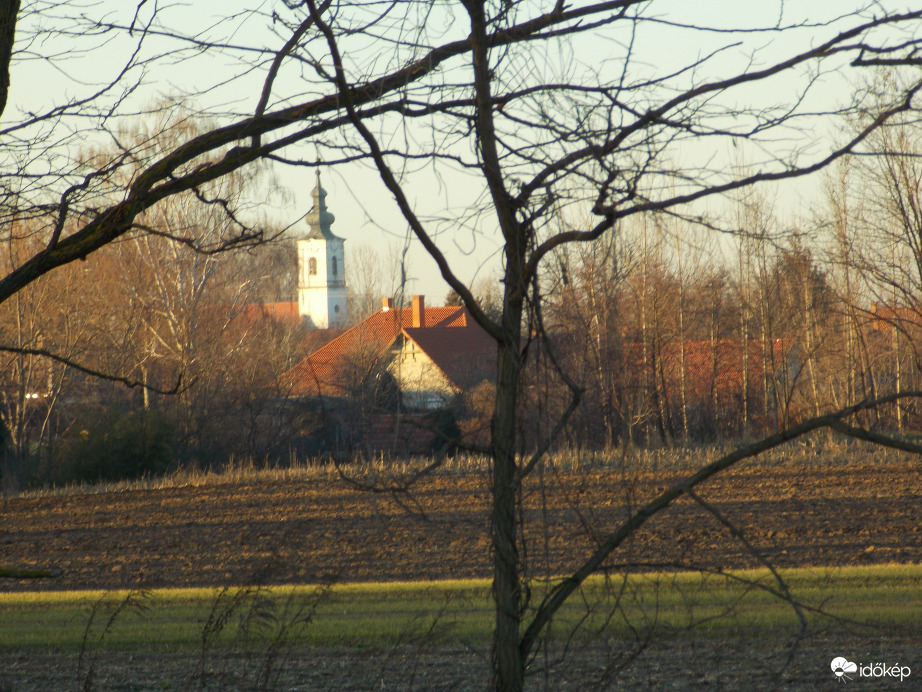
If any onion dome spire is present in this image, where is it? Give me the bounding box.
[306,169,339,239]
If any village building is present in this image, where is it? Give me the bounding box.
[297,170,348,328]
[280,294,495,410]
[249,173,497,457]
[255,170,497,410]
[273,294,495,457]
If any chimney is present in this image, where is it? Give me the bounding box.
[381,297,392,311]
[412,295,425,328]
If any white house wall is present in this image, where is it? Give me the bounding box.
[388,337,458,409]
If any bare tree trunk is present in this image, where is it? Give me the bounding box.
[460,3,527,688]
[492,338,523,690]
[756,244,778,432]
[142,366,150,411]
[0,0,20,119]
[710,305,719,431]
[803,273,822,418]
[739,241,751,437]
[893,276,903,431]
[640,221,652,445]
[676,234,689,440]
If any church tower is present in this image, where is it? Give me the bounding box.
[297,171,348,328]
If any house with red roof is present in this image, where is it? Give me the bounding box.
[868,303,922,335]
[657,338,799,406]
[262,171,497,408]
[234,300,302,326]
[280,294,496,410]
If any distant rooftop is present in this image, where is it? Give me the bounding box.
[279,296,495,398]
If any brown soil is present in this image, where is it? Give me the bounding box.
[2,460,920,592]
[3,635,919,691]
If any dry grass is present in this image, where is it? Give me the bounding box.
[5,435,916,500]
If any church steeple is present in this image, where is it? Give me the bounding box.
[306,170,340,240]
[297,169,348,328]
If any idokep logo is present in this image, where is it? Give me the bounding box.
[831,657,857,682]
[830,657,911,683]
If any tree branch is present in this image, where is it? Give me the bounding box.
[519,391,922,660]
[0,345,187,394]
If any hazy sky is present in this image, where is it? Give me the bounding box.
[11,1,918,300]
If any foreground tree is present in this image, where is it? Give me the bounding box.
[3,2,922,689]
[297,4,922,688]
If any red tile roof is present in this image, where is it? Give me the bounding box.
[236,301,301,326]
[868,304,922,333]
[403,325,496,391]
[279,305,492,398]
[654,338,797,402]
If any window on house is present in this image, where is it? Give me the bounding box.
[331,256,338,276]
[308,256,317,275]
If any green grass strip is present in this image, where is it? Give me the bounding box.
[1,564,919,651]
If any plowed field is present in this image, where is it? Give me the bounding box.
[2,460,920,592]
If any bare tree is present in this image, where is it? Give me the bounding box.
[347,241,411,323]
[857,81,922,320]
[2,3,922,690]
[295,4,922,688]
[547,230,632,447]
[827,75,922,428]
[0,228,70,477]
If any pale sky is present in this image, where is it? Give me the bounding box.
[10,1,919,301]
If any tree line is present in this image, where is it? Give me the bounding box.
[4,136,922,488]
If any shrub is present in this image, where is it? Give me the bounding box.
[55,408,176,484]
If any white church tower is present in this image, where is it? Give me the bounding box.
[297,170,348,328]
